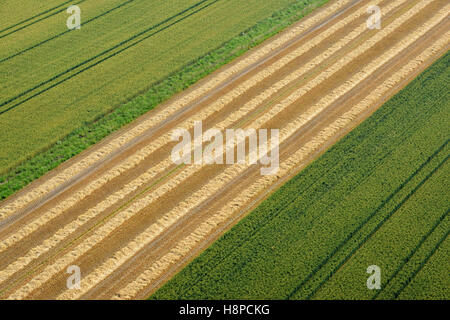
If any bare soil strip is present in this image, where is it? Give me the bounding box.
[0,0,448,300]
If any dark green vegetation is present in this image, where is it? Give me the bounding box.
[0,0,329,200]
[152,51,450,300]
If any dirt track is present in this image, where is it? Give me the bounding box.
[0,0,448,300]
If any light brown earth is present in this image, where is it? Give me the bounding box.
[0,0,448,300]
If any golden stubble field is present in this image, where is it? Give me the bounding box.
[0,0,449,299]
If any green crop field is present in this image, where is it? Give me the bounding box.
[151,51,450,300]
[0,0,329,200]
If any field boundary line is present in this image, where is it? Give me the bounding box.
[175,106,426,297]
[172,47,449,294]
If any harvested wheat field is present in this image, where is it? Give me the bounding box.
[0,0,449,300]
